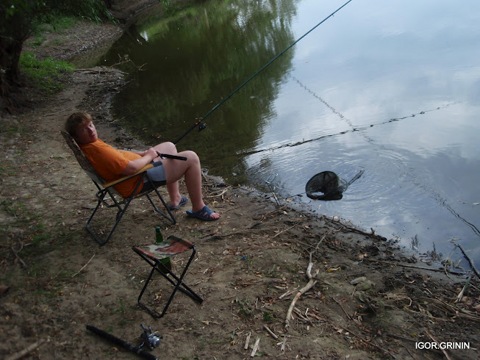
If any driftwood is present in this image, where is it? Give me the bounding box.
[285,235,325,328]
[285,262,318,328]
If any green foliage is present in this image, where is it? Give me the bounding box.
[1,0,113,109]
[29,16,77,47]
[31,224,50,246]
[42,0,114,23]
[1,199,26,217]
[2,0,111,33]
[38,15,77,32]
[20,52,74,93]
[263,311,274,322]
[235,298,255,320]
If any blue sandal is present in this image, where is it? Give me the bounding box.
[186,205,218,221]
[167,196,188,211]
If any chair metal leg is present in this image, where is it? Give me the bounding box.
[144,174,176,225]
[84,176,175,245]
[85,190,134,246]
[145,190,176,225]
[134,245,203,319]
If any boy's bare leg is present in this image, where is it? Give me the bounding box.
[153,142,219,219]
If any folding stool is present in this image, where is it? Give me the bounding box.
[132,235,203,318]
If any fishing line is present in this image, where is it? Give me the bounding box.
[237,102,458,156]
[253,78,479,240]
[291,75,375,144]
[291,75,356,130]
[174,0,355,144]
[414,179,480,238]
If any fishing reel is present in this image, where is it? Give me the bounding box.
[139,324,162,350]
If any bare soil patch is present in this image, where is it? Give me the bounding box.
[1,17,479,360]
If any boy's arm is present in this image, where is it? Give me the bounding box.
[121,148,158,175]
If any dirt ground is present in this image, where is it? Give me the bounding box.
[1,12,480,360]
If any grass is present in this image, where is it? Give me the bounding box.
[31,16,78,46]
[21,15,77,93]
[263,311,274,322]
[20,52,74,93]
[234,298,255,320]
[1,199,27,218]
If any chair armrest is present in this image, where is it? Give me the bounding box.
[102,164,153,189]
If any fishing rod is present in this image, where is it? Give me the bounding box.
[174,0,354,144]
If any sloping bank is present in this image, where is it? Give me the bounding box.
[1,3,479,360]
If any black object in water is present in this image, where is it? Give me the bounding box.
[305,169,364,201]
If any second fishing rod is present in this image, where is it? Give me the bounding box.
[174,0,354,145]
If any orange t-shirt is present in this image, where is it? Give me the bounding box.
[80,139,143,197]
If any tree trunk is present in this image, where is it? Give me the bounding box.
[0,7,32,112]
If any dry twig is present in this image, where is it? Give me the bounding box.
[244,332,251,350]
[426,330,452,360]
[250,337,260,357]
[335,324,395,358]
[455,275,471,303]
[331,296,352,320]
[365,258,464,275]
[11,243,27,268]
[72,254,95,278]
[273,224,296,238]
[278,336,288,352]
[263,325,278,339]
[454,243,480,280]
[6,339,45,360]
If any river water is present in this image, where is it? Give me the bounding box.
[99,0,480,269]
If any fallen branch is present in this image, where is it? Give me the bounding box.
[424,297,480,321]
[285,235,325,328]
[285,267,318,328]
[365,258,464,275]
[454,243,480,280]
[6,339,45,360]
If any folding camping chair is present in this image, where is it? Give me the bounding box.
[132,235,203,318]
[61,130,176,246]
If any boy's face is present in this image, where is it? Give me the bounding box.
[74,120,98,144]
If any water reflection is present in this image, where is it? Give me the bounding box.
[101,0,299,183]
[99,0,480,268]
